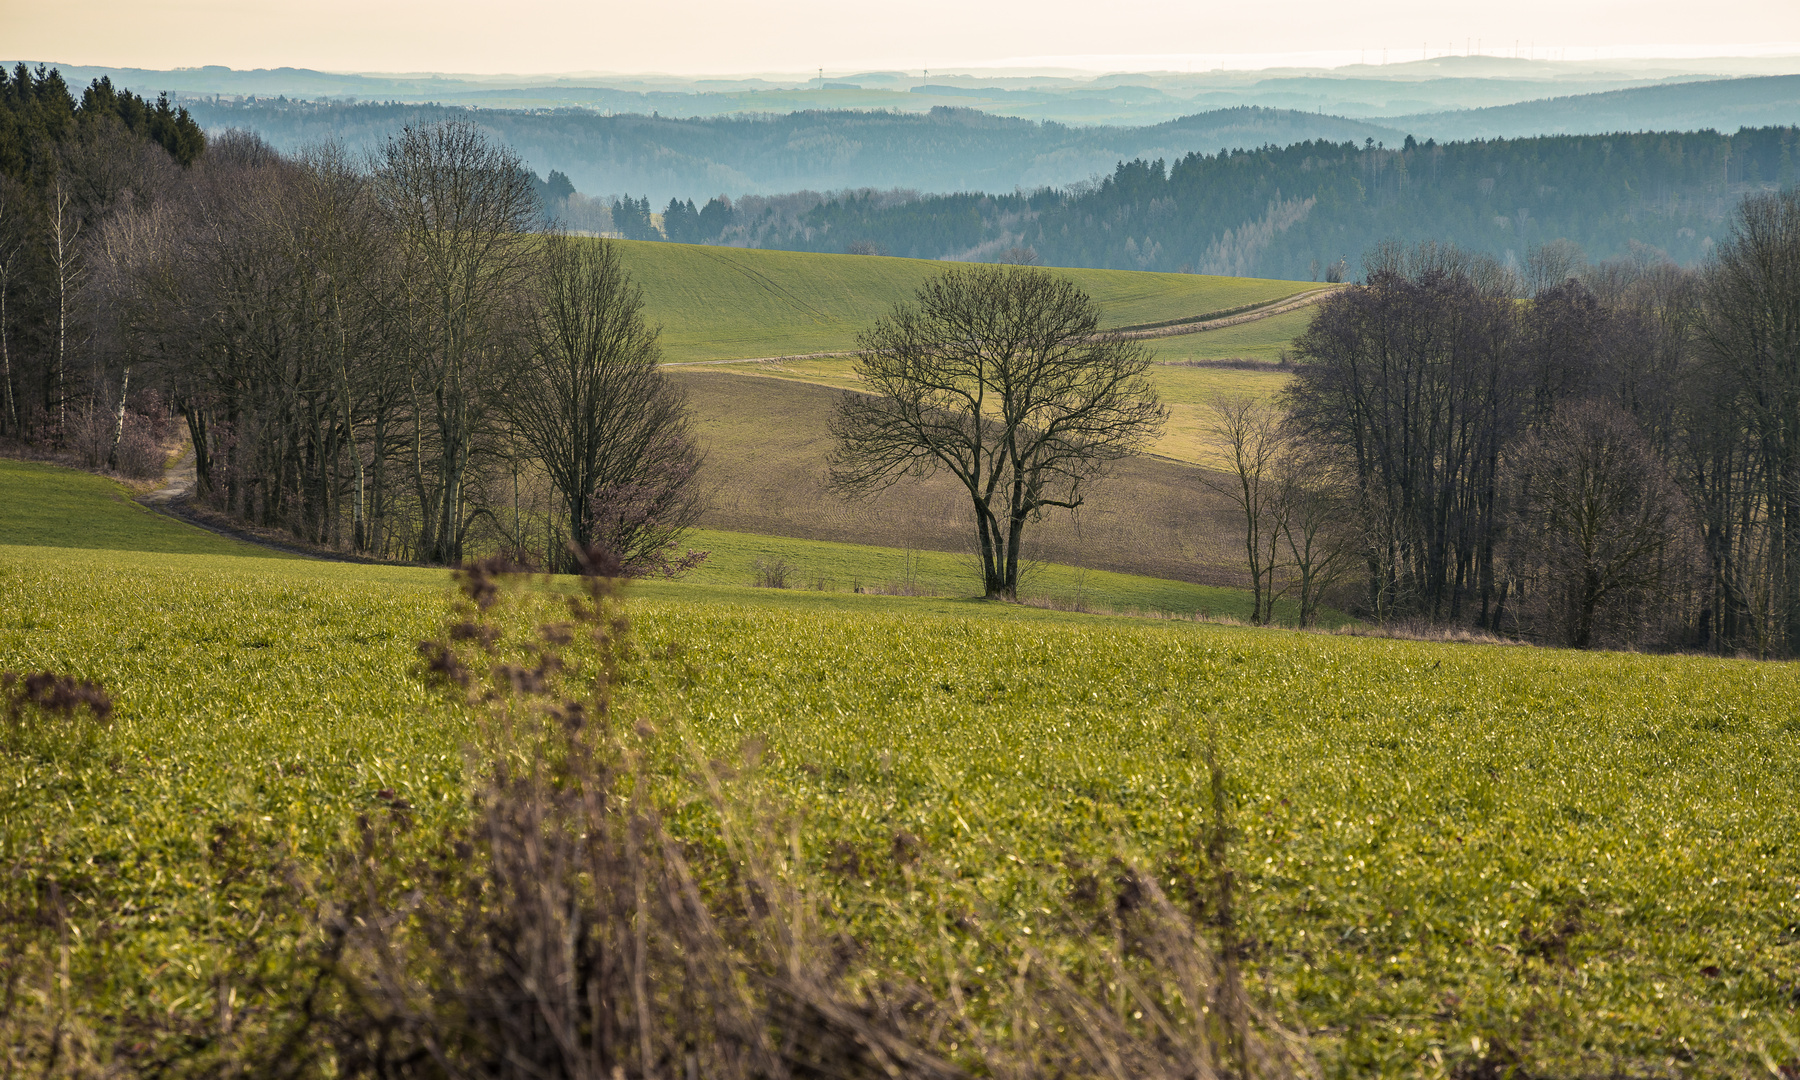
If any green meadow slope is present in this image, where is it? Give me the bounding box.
[4,458,1798,1076]
[616,240,1314,363]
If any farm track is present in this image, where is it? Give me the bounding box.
[659,286,1336,368]
[136,444,402,565]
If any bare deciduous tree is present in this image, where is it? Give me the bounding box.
[378,120,538,564]
[1503,401,1689,648]
[45,174,84,439]
[1696,187,1800,653]
[1203,395,1289,625]
[508,233,704,574]
[829,266,1165,600]
[1276,446,1360,628]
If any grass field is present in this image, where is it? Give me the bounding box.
[673,371,1253,585]
[1144,306,1317,364]
[689,353,1295,469]
[673,283,1315,469]
[0,458,289,557]
[5,457,1800,1076]
[679,528,1326,621]
[616,240,1314,363]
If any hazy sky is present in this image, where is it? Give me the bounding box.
[12,0,1800,75]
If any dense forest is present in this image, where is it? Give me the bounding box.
[692,126,1800,277]
[0,63,205,464]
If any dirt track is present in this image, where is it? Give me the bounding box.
[660,286,1337,368]
[135,443,399,565]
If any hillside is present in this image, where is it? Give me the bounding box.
[733,126,1799,276]
[1400,73,1800,141]
[625,244,1309,579]
[619,240,1315,363]
[672,370,1251,587]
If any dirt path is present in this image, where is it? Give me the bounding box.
[660,286,1338,368]
[1110,286,1335,341]
[135,442,402,565]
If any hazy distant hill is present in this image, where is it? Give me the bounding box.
[24,55,1800,128]
[1397,74,1800,140]
[182,99,1405,202]
[710,126,1800,277]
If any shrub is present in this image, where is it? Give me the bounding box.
[259,552,1313,1080]
[65,405,165,479]
[754,555,793,588]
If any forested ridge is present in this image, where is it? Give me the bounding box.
[179,95,1800,279]
[701,126,1800,277]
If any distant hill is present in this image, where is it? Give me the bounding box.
[709,126,1799,276]
[22,55,1800,127]
[182,99,1404,202]
[607,240,1310,363]
[1397,74,1800,140]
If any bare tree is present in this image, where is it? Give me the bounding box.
[1695,188,1800,654]
[378,121,538,565]
[829,266,1165,600]
[1503,401,1689,648]
[508,233,704,574]
[1276,446,1360,628]
[1203,395,1289,625]
[1525,238,1589,296]
[1286,245,1520,624]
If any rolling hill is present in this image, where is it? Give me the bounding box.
[618,240,1316,363]
[1398,73,1800,141]
[617,244,1319,586]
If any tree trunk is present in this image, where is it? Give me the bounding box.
[106,366,131,472]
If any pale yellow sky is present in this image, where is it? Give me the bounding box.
[11,0,1800,75]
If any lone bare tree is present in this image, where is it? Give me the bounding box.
[829,266,1165,600]
[507,233,704,574]
[1203,395,1290,625]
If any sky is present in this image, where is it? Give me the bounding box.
[11,0,1800,76]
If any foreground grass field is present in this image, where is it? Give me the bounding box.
[4,459,1799,1076]
[618,240,1313,363]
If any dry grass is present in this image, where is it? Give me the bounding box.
[675,370,1252,588]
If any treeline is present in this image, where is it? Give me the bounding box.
[693,127,1800,277]
[1215,198,1800,656]
[2,66,702,570]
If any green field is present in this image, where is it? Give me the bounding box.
[679,528,1326,621]
[1144,306,1317,364]
[5,456,1800,1076]
[0,458,290,557]
[617,240,1314,363]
